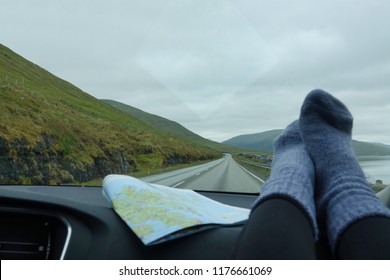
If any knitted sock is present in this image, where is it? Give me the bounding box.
[253,121,318,239]
[299,89,390,250]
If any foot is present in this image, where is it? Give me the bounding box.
[299,89,390,250]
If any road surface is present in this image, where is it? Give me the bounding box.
[142,155,264,193]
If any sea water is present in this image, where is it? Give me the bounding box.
[358,156,390,185]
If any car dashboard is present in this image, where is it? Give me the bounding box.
[0,185,257,260]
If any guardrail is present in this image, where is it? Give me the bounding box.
[377,185,390,208]
[239,160,271,170]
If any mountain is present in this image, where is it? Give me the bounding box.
[372,142,390,149]
[352,140,390,156]
[222,130,283,152]
[0,44,219,185]
[101,99,226,150]
[223,130,390,156]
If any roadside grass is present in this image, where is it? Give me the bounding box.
[234,154,271,182]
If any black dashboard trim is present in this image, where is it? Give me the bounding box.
[0,185,257,260]
[0,207,72,259]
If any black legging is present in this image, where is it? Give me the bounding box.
[233,198,316,259]
[337,216,390,259]
[233,198,390,259]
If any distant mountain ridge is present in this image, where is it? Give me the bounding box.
[222,130,282,153]
[223,130,390,156]
[101,99,228,151]
[352,140,390,156]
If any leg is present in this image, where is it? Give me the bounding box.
[337,216,390,259]
[234,198,316,259]
[300,89,390,256]
[234,121,317,259]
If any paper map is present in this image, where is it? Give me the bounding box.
[102,174,250,245]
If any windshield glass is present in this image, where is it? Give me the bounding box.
[1,0,390,192]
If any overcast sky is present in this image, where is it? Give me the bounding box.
[2,0,390,144]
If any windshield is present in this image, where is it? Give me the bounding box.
[1,0,390,192]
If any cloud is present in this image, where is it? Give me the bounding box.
[1,0,390,144]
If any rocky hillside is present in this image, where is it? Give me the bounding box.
[0,44,219,185]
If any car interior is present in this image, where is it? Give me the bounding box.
[1,183,389,260]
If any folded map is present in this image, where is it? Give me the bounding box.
[102,174,250,245]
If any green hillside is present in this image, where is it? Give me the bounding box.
[0,44,219,185]
[222,130,283,152]
[352,140,390,156]
[102,99,242,153]
[223,130,390,156]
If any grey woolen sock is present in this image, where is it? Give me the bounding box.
[253,121,318,239]
[299,89,390,250]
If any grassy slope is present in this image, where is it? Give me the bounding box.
[222,129,282,152]
[102,99,248,154]
[0,44,219,184]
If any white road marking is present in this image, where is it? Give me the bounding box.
[239,165,265,183]
[172,181,185,188]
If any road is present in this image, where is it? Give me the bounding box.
[141,155,264,193]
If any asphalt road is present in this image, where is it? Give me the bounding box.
[142,155,264,193]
